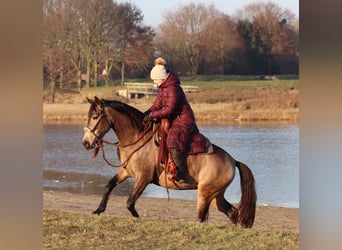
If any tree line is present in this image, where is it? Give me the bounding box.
[43,0,298,102]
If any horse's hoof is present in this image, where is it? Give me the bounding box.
[92,208,104,215]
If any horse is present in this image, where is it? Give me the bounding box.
[82,96,257,228]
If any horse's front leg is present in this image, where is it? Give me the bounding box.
[93,169,128,215]
[126,177,149,217]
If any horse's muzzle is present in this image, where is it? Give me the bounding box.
[82,139,96,150]
[82,127,98,150]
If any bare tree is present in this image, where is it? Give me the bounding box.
[111,2,155,85]
[43,0,155,92]
[74,0,105,87]
[43,0,69,102]
[201,14,246,74]
[157,3,221,76]
[55,0,84,90]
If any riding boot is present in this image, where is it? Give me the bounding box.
[170,148,187,182]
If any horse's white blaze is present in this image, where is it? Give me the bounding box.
[82,127,96,147]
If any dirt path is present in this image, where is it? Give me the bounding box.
[43,191,298,232]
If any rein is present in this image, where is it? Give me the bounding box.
[95,121,160,168]
[103,121,153,148]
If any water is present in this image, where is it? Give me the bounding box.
[43,122,299,208]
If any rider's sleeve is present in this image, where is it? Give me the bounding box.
[150,85,179,119]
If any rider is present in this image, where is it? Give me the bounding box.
[143,57,199,182]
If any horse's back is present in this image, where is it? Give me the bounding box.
[154,144,236,190]
[189,144,236,187]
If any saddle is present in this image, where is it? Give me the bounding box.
[155,119,213,180]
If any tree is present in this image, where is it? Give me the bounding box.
[43,0,154,91]
[111,2,155,85]
[201,14,247,74]
[156,3,221,76]
[57,0,83,90]
[74,0,113,87]
[236,1,298,74]
[43,0,69,102]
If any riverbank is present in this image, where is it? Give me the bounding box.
[43,79,299,123]
[43,190,299,232]
[43,102,299,124]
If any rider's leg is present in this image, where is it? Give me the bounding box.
[170,148,187,182]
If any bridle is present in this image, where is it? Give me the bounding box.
[84,109,111,141]
[85,106,160,168]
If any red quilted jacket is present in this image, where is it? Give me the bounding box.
[148,72,199,152]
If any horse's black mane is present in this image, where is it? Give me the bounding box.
[102,99,146,132]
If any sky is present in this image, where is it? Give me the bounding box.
[116,0,299,27]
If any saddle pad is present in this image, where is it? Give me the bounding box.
[187,133,213,155]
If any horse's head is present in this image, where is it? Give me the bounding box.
[82,96,111,150]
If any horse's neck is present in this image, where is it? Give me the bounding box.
[109,109,141,144]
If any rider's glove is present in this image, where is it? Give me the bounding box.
[143,113,152,123]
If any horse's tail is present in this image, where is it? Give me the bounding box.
[234,161,257,228]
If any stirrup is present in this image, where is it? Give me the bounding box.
[176,178,185,183]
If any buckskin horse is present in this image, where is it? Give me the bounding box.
[82,96,257,228]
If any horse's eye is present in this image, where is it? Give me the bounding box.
[92,116,99,120]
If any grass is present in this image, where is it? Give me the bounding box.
[44,209,299,249]
[129,74,299,82]
[194,79,298,91]
[44,76,298,103]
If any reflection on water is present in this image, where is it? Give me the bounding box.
[43,122,298,208]
[43,170,134,195]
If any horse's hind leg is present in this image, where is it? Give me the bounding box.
[214,192,238,225]
[93,169,128,215]
[197,197,211,222]
[126,177,149,218]
[197,187,215,222]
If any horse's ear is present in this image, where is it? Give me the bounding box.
[85,97,93,104]
[94,96,101,105]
